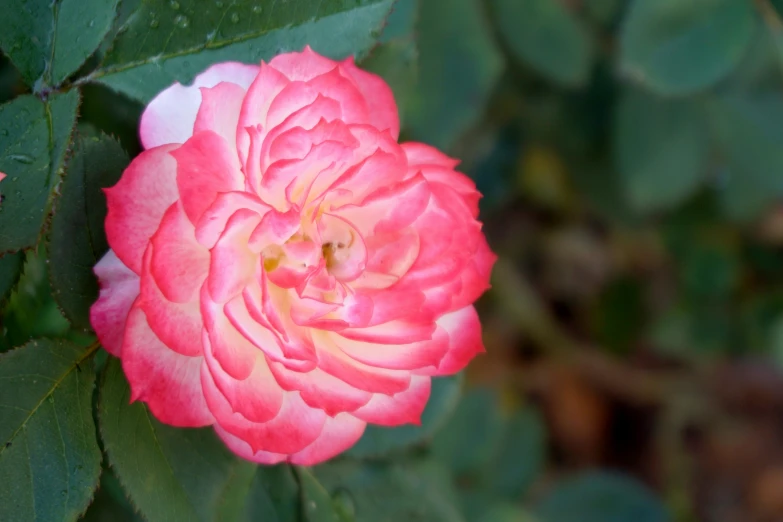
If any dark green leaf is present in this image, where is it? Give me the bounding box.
[0,339,101,522]
[476,504,537,522]
[0,252,23,305]
[536,471,669,522]
[431,387,504,474]
[346,374,462,458]
[406,0,504,150]
[380,0,417,43]
[49,133,129,330]
[492,0,594,87]
[91,0,395,102]
[619,0,756,95]
[99,357,245,522]
[0,90,80,253]
[705,93,783,221]
[314,459,465,522]
[0,0,120,87]
[614,87,708,213]
[213,464,300,522]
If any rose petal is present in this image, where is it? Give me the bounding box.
[193,82,247,146]
[90,250,139,356]
[141,62,258,149]
[351,375,431,426]
[340,56,400,139]
[121,307,213,427]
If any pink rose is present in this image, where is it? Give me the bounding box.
[91,47,495,465]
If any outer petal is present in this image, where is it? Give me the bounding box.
[269,46,339,81]
[287,413,365,465]
[421,306,485,376]
[140,62,259,149]
[193,82,247,147]
[268,362,372,416]
[121,307,213,427]
[104,145,180,274]
[172,131,245,225]
[351,375,431,426]
[90,250,139,356]
[340,56,400,138]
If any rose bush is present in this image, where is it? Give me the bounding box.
[90,47,495,465]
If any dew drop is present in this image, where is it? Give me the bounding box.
[230,12,240,23]
[9,154,33,164]
[149,18,159,28]
[11,177,18,182]
[252,5,262,14]
[169,0,180,9]
[215,0,224,7]
[174,14,190,28]
[88,19,95,28]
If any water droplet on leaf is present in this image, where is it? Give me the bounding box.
[149,18,159,28]
[332,488,356,520]
[174,14,190,28]
[252,5,262,13]
[9,154,33,164]
[215,0,224,6]
[230,12,240,23]
[169,0,180,9]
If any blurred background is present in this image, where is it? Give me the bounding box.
[5,0,783,521]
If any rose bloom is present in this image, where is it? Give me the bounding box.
[91,47,495,465]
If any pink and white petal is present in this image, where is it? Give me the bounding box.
[138,248,203,357]
[140,62,259,149]
[172,131,245,225]
[202,334,284,423]
[269,362,372,416]
[352,375,431,426]
[424,306,485,376]
[193,82,247,146]
[208,209,261,303]
[121,307,213,427]
[402,142,460,170]
[314,335,412,394]
[339,319,436,345]
[236,63,290,162]
[90,250,140,356]
[149,203,209,303]
[340,56,399,138]
[202,366,327,454]
[269,46,339,82]
[201,285,260,380]
[213,425,288,465]
[195,191,271,249]
[330,325,448,371]
[104,145,180,274]
[288,413,366,465]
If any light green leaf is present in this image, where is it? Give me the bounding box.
[214,464,301,522]
[0,0,120,87]
[99,357,245,522]
[48,133,129,331]
[536,471,669,522]
[705,93,783,221]
[492,0,594,87]
[0,339,101,522]
[614,87,709,213]
[619,0,756,96]
[406,0,504,150]
[314,459,465,522]
[90,0,395,102]
[0,90,80,253]
[346,374,462,458]
[296,468,341,522]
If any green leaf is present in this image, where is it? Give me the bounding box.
[705,93,783,221]
[213,464,301,522]
[619,0,756,96]
[0,90,80,253]
[99,357,246,522]
[0,252,24,305]
[614,87,708,213]
[0,339,101,522]
[477,504,538,522]
[90,0,395,102]
[346,374,462,458]
[536,471,669,522]
[296,468,341,522]
[48,133,129,331]
[431,387,504,474]
[406,0,504,150]
[491,0,593,87]
[380,0,417,43]
[1,250,71,351]
[314,459,465,522]
[0,0,120,87]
